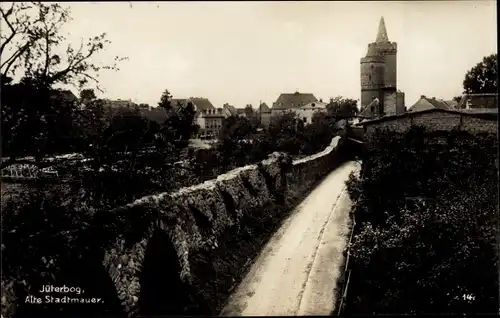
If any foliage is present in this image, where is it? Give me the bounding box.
[463,53,497,94]
[217,115,260,170]
[1,2,127,167]
[2,89,202,318]
[326,96,359,119]
[80,88,96,103]
[345,127,498,314]
[243,104,261,128]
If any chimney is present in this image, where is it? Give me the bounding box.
[421,95,426,99]
[319,98,323,103]
[330,97,334,103]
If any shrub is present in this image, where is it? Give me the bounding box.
[345,127,498,314]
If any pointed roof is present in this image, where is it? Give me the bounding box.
[259,102,271,113]
[376,16,389,42]
[272,92,318,109]
[408,96,450,113]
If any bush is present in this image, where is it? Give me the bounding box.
[345,127,498,314]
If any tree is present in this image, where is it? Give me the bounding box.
[1,2,127,168]
[217,115,256,170]
[80,88,96,103]
[267,112,303,155]
[300,111,336,155]
[243,104,261,127]
[463,53,497,94]
[155,89,198,151]
[327,96,359,119]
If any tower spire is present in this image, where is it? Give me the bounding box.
[376,16,389,42]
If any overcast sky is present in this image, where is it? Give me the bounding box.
[57,1,496,107]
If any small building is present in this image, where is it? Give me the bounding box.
[141,96,221,139]
[258,102,272,127]
[455,93,498,110]
[102,99,138,109]
[222,103,237,118]
[197,108,224,139]
[296,101,328,124]
[407,95,451,113]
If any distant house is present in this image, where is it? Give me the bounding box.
[407,95,451,113]
[196,108,224,139]
[236,108,247,117]
[102,99,138,109]
[141,107,169,124]
[455,93,498,110]
[296,101,328,124]
[258,102,272,127]
[171,98,189,109]
[187,97,223,139]
[271,91,318,117]
[140,97,223,139]
[222,103,238,118]
[50,89,79,107]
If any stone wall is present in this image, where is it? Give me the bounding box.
[1,136,356,318]
[363,110,497,139]
[102,136,350,317]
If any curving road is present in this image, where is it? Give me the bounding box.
[221,160,361,316]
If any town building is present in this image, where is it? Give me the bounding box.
[271,91,318,117]
[407,95,452,113]
[196,108,224,139]
[358,17,405,119]
[222,103,237,118]
[455,93,498,110]
[102,99,138,109]
[296,101,328,124]
[141,97,223,139]
[258,102,272,127]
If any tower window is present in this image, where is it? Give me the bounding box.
[369,75,372,81]
[371,65,374,69]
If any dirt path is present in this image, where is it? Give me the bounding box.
[221,160,361,316]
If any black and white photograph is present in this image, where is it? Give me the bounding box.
[1,1,498,317]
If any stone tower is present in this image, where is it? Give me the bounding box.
[360,17,404,117]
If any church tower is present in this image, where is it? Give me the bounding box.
[360,17,403,117]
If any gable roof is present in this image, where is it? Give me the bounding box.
[171,98,188,108]
[189,97,215,111]
[103,99,138,109]
[50,89,78,103]
[259,102,271,113]
[408,96,449,112]
[456,93,498,109]
[272,92,318,109]
[443,100,458,109]
[141,107,168,124]
[223,103,238,116]
[357,107,498,127]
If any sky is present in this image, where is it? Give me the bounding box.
[7,1,499,108]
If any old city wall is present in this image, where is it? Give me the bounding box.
[101,136,354,316]
[1,136,358,318]
[364,111,497,139]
